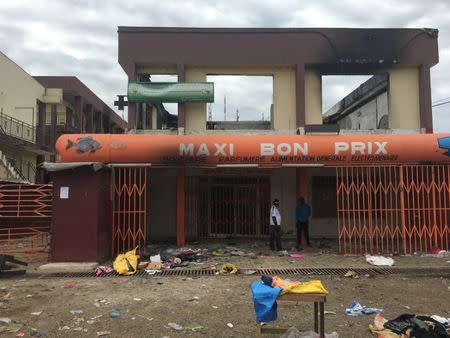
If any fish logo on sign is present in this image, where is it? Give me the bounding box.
[438,137,450,156]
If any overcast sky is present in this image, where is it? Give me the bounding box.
[0,0,449,130]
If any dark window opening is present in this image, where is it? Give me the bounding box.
[312,176,337,218]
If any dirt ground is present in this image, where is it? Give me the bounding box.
[1,240,450,338]
[0,274,449,338]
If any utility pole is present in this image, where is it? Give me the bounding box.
[208,103,212,122]
[224,95,227,121]
[236,109,239,122]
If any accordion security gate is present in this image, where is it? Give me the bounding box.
[111,167,148,256]
[336,165,450,255]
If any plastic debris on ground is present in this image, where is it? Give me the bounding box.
[70,310,83,315]
[365,254,394,266]
[345,300,384,316]
[110,310,121,318]
[31,311,42,316]
[168,322,183,330]
[96,331,111,337]
[63,283,75,289]
[113,248,138,276]
[219,263,238,275]
[150,254,161,263]
[95,266,113,276]
[343,270,359,278]
[190,325,204,332]
[0,318,11,324]
[227,323,234,328]
[289,254,305,259]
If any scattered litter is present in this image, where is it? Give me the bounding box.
[324,311,336,315]
[212,305,219,309]
[133,298,141,302]
[97,331,111,337]
[345,301,384,316]
[227,323,234,328]
[343,270,358,278]
[137,315,153,322]
[150,254,161,263]
[191,325,204,332]
[59,326,70,331]
[26,294,33,298]
[145,269,159,275]
[278,250,289,256]
[63,283,75,289]
[73,327,83,332]
[30,328,45,337]
[219,263,238,275]
[114,248,138,276]
[95,266,113,276]
[110,310,121,318]
[15,332,24,337]
[31,311,43,316]
[0,318,11,324]
[87,320,95,325]
[243,270,257,275]
[289,253,305,259]
[404,305,410,309]
[94,302,100,307]
[70,310,83,315]
[189,296,200,301]
[173,257,182,264]
[365,254,394,266]
[138,261,149,269]
[146,262,162,270]
[168,322,183,330]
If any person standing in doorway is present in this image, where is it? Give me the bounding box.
[296,197,311,250]
[270,199,282,251]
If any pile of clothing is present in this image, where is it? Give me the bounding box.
[370,313,450,338]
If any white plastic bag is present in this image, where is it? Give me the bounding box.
[365,254,394,266]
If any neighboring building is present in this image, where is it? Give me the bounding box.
[49,28,450,262]
[0,51,127,183]
[323,74,389,130]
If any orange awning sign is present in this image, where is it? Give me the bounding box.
[56,134,450,166]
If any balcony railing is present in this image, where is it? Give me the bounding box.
[0,112,35,143]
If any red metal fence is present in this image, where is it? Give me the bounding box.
[111,167,148,256]
[0,183,52,261]
[336,165,450,255]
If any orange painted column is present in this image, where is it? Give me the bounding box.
[176,168,185,246]
[296,168,309,247]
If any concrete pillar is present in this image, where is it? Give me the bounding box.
[185,68,207,132]
[295,64,306,129]
[50,104,57,161]
[85,104,94,133]
[74,96,83,131]
[419,65,433,133]
[305,69,323,125]
[152,106,157,130]
[388,67,420,130]
[176,168,185,246]
[127,65,137,130]
[38,101,46,147]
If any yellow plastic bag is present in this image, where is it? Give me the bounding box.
[113,248,138,276]
[280,280,328,295]
[219,263,238,275]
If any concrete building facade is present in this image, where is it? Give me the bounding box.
[49,27,449,261]
[0,51,127,183]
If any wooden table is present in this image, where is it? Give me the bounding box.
[256,293,326,337]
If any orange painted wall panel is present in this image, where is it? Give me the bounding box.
[56,133,450,166]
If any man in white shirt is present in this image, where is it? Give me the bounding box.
[269,198,283,251]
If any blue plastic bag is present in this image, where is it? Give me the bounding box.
[251,281,282,323]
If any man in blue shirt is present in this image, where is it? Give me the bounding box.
[295,197,311,250]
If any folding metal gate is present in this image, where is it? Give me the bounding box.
[111,167,148,256]
[186,176,270,239]
[336,165,450,255]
